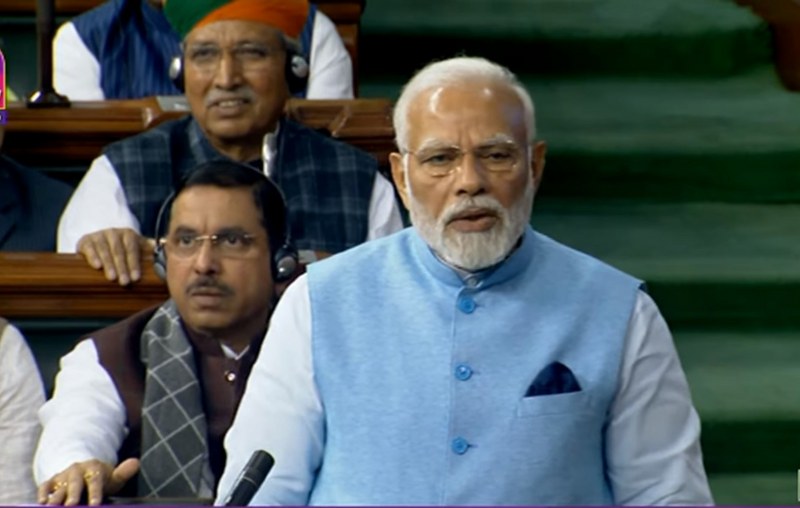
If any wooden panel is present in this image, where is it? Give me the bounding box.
[735,0,800,21]
[285,98,395,165]
[3,97,396,167]
[772,26,800,92]
[0,0,99,16]
[3,98,170,166]
[736,0,800,91]
[0,252,168,319]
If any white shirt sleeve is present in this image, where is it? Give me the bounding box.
[366,173,404,241]
[57,155,140,253]
[34,339,128,484]
[53,21,106,101]
[216,276,323,506]
[305,11,354,99]
[606,291,713,505]
[0,324,46,504]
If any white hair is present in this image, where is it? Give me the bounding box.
[393,56,536,153]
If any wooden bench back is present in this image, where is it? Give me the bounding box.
[4,97,396,173]
[0,252,167,319]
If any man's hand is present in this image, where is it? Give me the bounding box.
[77,228,155,285]
[37,458,140,506]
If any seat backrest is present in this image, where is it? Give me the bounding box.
[3,97,394,185]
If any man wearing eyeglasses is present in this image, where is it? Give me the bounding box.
[218,57,713,505]
[35,161,289,506]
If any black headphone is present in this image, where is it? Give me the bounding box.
[168,45,310,95]
[153,163,298,283]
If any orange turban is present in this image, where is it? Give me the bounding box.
[164,0,309,39]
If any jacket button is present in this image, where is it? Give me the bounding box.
[455,364,473,381]
[452,437,470,455]
[457,296,476,314]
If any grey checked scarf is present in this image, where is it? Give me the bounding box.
[137,301,215,499]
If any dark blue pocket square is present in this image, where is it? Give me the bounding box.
[525,361,581,397]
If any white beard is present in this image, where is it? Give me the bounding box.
[406,171,535,271]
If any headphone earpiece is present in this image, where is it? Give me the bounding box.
[169,55,184,93]
[272,242,299,283]
[152,189,177,281]
[154,243,167,280]
[290,54,309,80]
[285,50,309,95]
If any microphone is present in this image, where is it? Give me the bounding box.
[222,450,275,506]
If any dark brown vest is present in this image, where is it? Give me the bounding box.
[90,303,264,496]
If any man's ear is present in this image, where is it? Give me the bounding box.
[390,152,411,211]
[530,140,547,191]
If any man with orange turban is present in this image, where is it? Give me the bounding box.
[57,0,402,287]
[53,0,354,100]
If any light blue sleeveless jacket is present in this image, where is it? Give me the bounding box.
[306,227,641,505]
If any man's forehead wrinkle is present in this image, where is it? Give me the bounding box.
[414,134,517,154]
[480,134,517,147]
[415,138,459,153]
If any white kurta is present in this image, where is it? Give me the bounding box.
[0,323,45,504]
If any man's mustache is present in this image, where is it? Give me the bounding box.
[204,86,257,108]
[441,196,505,226]
[186,277,234,296]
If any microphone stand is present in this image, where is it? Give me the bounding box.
[27,0,70,107]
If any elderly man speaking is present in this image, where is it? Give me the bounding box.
[218,56,714,505]
[58,0,401,285]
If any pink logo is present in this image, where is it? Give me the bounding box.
[0,49,6,124]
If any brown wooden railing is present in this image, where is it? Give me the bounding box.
[3,97,396,168]
[0,0,96,15]
[0,252,168,319]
